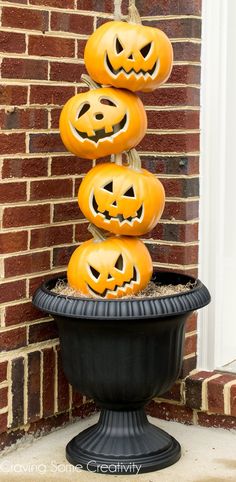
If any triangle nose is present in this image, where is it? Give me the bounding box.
[111,200,117,207]
[128,53,134,60]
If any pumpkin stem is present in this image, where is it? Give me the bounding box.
[114,153,123,165]
[81,74,100,90]
[126,149,142,171]
[88,223,106,242]
[128,1,142,24]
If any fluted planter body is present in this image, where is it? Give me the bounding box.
[33,271,210,474]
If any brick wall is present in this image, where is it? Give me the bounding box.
[1,0,226,451]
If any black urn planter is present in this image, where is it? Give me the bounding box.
[33,271,210,474]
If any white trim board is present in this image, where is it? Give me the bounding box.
[198,0,236,371]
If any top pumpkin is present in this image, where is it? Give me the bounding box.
[84,21,173,92]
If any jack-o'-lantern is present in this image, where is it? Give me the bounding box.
[78,149,165,236]
[59,75,147,159]
[84,6,173,92]
[67,224,152,299]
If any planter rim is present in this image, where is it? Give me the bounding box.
[32,270,211,320]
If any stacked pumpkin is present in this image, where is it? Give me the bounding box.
[59,4,173,299]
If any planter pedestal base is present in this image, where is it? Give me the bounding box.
[66,408,181,474]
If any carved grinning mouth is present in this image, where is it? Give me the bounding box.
[70,113,127,144]
[105,53,159,79]
[91,192,144,226]
[87,266,139,298]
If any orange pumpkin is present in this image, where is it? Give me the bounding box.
[78,150,165,236]
[67,224,152,299]
[59,79,147,160]
[84,16,173,92]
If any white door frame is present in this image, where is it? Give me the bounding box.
[198,0,236,370]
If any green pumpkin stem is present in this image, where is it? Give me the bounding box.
[88,223,106,242]
[128,1,142,24]
[126,149,142,171]
[81,74,100,90]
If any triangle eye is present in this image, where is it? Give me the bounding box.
[115,36,124,54]
[89,265,100,279]
[115,254,124,271]
[77,103,90,118]
[102,181,113,193]
[123,186,135,198]
[140,42,152,58]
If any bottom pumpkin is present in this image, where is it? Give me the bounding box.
[67,224,152,299]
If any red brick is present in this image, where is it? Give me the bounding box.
[72,400,97,419]
[0,182,27,203]
[2,157,48,179]
[51,155,92,175]
[0,362,8,384]
[2,58,48,81]
[0,31,26,53]
[141,156,199,176]
[163,178,199,198]
[0,428,26,452]
[53,245,76,268]
[185,312,198,333]
[2,7,48,31]
[131,0,201,16]
[0,388,8,410]
[78,0,113,12]
[147,110,199,130]
[180,355,197,378]
[0,414,8,435]
[5,302,43,327]
[30,0,74,7]
[74,178,83,196]
[50,61,85,83]
[185,371,214,409]
[144,18,201,39]
[163,200,199,221]
[11,357,24,428]
[51,11,93,35]
[29,272,66,297]
[0,280,26,304]
[75,222,91,242]
[29,133,64,153]
[147,244,198,265]
[169,65,201,84]
[28,351,41,422]
[0,133,25,155]
[0,85,28,106]
[5,251,51,278]
[147,222,199,244]
[184,334,197,356]
[29,35,75,58]
[31,225,73,249]
[0,108,47,131]
[139,87,200,107]
[57,348,70,412]
[146,400,193,425]
[77,39,87,58]
[72,388,83,406]
[208,375,236,415]
[28,320,58,344]
[230,384,236,417]
[30,85,74,106]
[173,42,201,62]
[197,412,236,430]
[139,133,199,153]
[53,201,82,222]
[28,412,69,438]
[3,204,50,228]
[0,231,28,254]
[160,382,181,402]
[0,327,26,351]
[30,178,73,201]
[43,348,55,417]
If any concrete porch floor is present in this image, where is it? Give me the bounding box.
[0,414,235,482]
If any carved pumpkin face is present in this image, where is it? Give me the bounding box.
[59,87,147,159]
[78,162,165,236]
[84,21,173,92]
[67,235,152,299]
